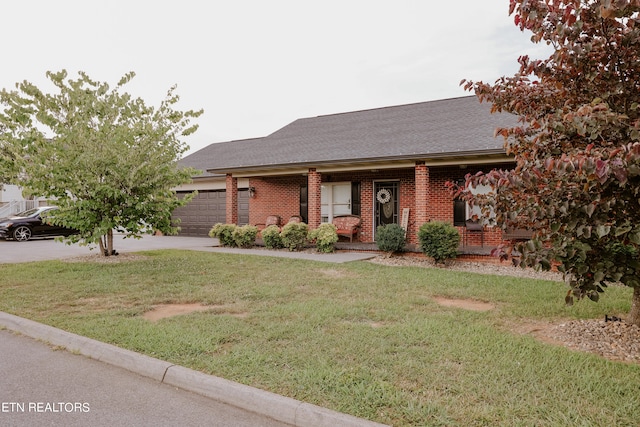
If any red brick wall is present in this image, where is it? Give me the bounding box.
[225,174,238,224]
[308,169,322,228]
[360,180,374,242]
[245,162,513,246]
[427,164,509,247]
[414,163,429,229]
[248,176,306,225]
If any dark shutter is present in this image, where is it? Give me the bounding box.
[300,184,308,223]
[453,178,466,226]
[351,182,361,216]
[453,200,466,226]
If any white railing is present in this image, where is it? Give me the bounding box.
[0,200,40,218]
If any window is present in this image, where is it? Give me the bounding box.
[468,183,494,222]
[453,179,494,225]
[321,182,351,223]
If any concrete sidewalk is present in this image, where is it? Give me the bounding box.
[0,234,377,264]
[0,235,218,264]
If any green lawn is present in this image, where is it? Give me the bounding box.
[1,250,638,426]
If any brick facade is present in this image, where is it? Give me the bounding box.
[227,162,512,246]
[247,175,306,225]
[414,162,429,229]
[307,169,322,229]
[360,180,374,242]
[225,174,238,225]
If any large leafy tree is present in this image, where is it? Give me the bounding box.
[0,110,25,187]
[0,70,201,255]
[460,0,640,325]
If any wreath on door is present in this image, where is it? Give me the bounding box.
[376,188,391,204]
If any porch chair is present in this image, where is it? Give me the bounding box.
[332,215,361,243]
[255,215,282,231]
[463,219,484,247]
[502,227,533,242]
[286,215,303,224]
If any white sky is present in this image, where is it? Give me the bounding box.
[2,1,552,156]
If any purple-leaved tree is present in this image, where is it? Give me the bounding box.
[459,0,640,325]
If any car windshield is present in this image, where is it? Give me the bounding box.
[15,207,53,218]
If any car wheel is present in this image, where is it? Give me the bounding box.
[13,226,32,241]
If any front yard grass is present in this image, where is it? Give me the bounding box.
[1,250,638,426]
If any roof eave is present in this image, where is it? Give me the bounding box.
[205,149,512,176]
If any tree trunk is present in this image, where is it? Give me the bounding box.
[629,286,640,327]
[107,229,114,256]
[99,230,115,256]
[99,236,106,257]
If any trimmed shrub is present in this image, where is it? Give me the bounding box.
[280,222,309,252]
[376,223,407,254]
[309,223,338,253]
[209,223,237,247]
[417,221,460,264]
[261,225,284,249]
[232,224,258,248]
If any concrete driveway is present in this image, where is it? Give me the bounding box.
[0,234,217,264]
[0,234,377,264]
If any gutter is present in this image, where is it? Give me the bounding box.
[205,149,511,175]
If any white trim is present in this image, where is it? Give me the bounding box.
[320,182,351,223]
[174,177,249,192]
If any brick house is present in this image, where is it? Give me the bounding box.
[175,96,518,247]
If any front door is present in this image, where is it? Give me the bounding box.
[374,181,399,238]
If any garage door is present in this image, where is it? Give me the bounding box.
[173,190,249,236]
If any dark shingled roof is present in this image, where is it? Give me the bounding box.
[181,96,517,175]
[180,137,265,178]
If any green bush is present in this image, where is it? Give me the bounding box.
[376,223,407,254]
[417,221,460,264]
[280,222,309,252]
[309,223,338,253]
[261,225,283,249]
[232,224,258,248]
[209,223,237,247]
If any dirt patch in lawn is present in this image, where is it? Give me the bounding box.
[143,303,248,322]
[433,297,495,312]
[143,304,212,322]
[64,253,148,263]
[317,268,356,279]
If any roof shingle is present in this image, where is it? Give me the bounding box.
[181,96,517,175]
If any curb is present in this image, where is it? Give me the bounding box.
[0,311,388,427]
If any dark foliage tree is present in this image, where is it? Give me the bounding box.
[459,0,640,325]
